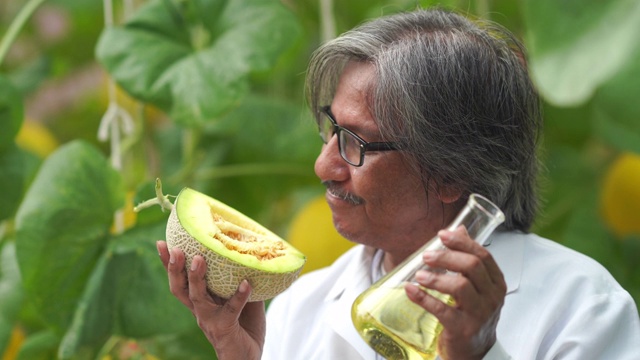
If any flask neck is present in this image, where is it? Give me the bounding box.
[446,194,505,246]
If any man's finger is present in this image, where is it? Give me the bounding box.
[439,228,506,290]
[422,249,494,295]
[167,247,194,310]
[157,240,170,271]
[187,255,212,307]
[414,269,479,306]
[405,282,460,326]
[222,280,253,322]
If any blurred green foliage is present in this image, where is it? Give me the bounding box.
[0,0,639,359]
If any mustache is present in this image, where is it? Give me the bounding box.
[322,181,364,205]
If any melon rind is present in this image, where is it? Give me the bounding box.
[165,188,305,302]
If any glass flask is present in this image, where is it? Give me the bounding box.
[351,194,505,359]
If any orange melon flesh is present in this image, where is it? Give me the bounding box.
[165,187,306,301]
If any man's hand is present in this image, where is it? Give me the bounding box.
[404,227,506,359]
[157,241,265,360]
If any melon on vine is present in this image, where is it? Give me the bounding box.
[137,180,306,302]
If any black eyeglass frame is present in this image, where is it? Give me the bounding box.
[317,105,401,167]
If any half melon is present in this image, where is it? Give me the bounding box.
[166,187,306,302]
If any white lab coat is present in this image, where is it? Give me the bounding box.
[264,231,640,359]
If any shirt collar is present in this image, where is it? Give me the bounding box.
[487,231,524,294]
[324,245,375,302]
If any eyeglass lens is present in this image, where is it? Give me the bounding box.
[318,112,334,143]
[318,111,363,166]
[339,130,362,165]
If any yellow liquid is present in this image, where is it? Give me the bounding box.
[352,285,452,360]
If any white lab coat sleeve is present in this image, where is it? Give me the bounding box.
[483,290,640,360]
[483,340,512,359]
[543,290,640,359]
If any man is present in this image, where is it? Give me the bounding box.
[156,8,640,359]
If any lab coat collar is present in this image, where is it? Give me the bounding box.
[323,245,377,359]
[324,245,375,302]
[324,232,524,300]
[487,231,524,294]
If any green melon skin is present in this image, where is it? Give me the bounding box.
[165,187,306,302]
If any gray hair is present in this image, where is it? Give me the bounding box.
[306,8,542,231]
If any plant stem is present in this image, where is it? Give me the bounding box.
[133,178,174,212]
[0,220,13,246]
[319,0,336,42]
[476,0,491,19]
[94,335,120,360]
[178,127,203,185]
[0,0,47,66]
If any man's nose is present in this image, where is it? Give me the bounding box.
[314,135,348,182]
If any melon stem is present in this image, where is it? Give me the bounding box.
[133,178,174,213]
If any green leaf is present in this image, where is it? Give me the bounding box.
[620,236,640,308]
[592,45,640,153]
[0,144,39,221]
[533,146,597,238]
[561,192,629,289]
[198,96,319,221]
[14,140,123,331]
[57,253,112,360]
[593,108,640,154]
[524,0,640,106]
[95,0,301,126]
[148,329,218,360]
[16,330,59,360]
[0,242,23,355]
[61,223,185,356]
[0,75,23,152]
[107,224,194,338]
[540,101,593,149]
[206,96,318,164]
[58,223,194,359]
[6,56,51,95]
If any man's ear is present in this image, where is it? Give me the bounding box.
[423,173,463,204]
[436,185,463,204]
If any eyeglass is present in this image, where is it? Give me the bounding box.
[317,106,401,167]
